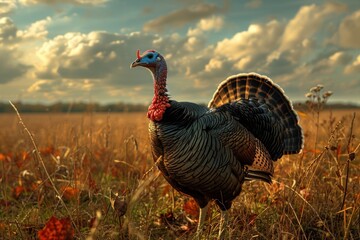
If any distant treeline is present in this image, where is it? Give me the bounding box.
[0,101,358,113]
[0,101,148,113]
[294,102,360,111]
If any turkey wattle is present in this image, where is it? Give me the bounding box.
[131,49,303,238]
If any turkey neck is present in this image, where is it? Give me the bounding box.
[147,61,170,122]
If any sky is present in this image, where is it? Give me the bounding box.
[0,0,360,105]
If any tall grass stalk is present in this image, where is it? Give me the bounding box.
[342,112,356,240]
[9,100,80,236]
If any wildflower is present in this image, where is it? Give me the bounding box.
[309,84,324,93]
[316,84,324,91]
[305,92,313,98]
[322,91,333,99]
[309,86,318,93]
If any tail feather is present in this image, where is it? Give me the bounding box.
[245,169,272,184]
[208,72,303,155]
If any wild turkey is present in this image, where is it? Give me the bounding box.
[131,49,303,238]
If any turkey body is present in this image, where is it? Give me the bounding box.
[131,50,303,237]
[150,101,242,210]
[149,98,279,210]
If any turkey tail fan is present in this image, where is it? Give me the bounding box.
[208,73,303,155]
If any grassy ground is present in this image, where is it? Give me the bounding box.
[0,107,359,239]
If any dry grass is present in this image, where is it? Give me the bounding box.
[0,107,359,239]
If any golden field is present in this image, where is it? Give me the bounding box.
[0,108,359,239]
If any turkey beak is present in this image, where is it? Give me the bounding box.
[130,58,142,68]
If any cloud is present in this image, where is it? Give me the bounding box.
[181,2,359,101]
[19,0,107,6]
[338,10,360,48]
[264,52,295,77]
[0,47,30,84]
[0,16,51,44]
[35,31,125,80]
[245,0,262,9]
[184,16,224,51]
[196,15,224,32]
[328,51,353,66]
[27,79,97,100]
[27,31,168,102]
[27,24,225,103]
[280,2,346,52]
[214,20,283,66]
[27,80,51,92]
[0,17,18,43]
[33,31,189,85]
[143,3,223,32]
[345,55,360,74]
[18,17,51,40]
[205,58,223,72]
[307,51,352,75]
[0,0,16,16]
[0,17,34,84]
[187,15,224,36]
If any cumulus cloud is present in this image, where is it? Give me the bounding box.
[214,20,283,67]
[187,15,224,36]
[338,10,360,48]
[143,3,223,32]
[184,16,224,51]
[182,2,358,99]
[328,51,353,66]
[19,0,107,6]
[307,51,352,75]
[0,17,17,43]
[26,31,168,102]
[345,55,360,74]
[0,16,51,44]
[0,0,16,16]
[280,2,346,52]
[35,31,123,80]
[0,17,36,84]
[196,15,224,32]
[0,47,30,84]
[0,16,54,85]
[28,25,222,102]
[18,17,51,40]
[205,58,223,72]
[33,31,171,83]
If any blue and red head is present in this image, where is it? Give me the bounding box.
[131,49,163,69]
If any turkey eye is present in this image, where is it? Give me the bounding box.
[148,54,154,59]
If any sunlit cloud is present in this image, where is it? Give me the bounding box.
[143,3,223,32]
[0,17,17,43]
[18,17,52,40]
[0,47,30,84]
[279,2,346,52]
[345,55,360,74]
[0,0,16,16]
[338,9,360,48]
